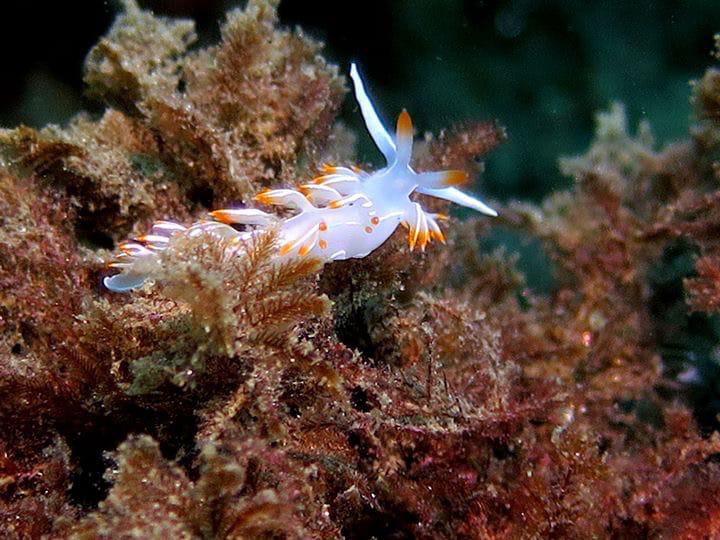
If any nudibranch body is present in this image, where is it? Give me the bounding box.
[104,63,497,292]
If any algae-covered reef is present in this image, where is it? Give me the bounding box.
[2,1,720,537]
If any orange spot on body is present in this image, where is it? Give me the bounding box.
[319,222,328,231]
[329,200,342,209]
[365,226,373,234]
[279,242,293,256]
[321,163,337,173]
[319,239,328,249]
[299,245,311,257]
[370,216,380,225]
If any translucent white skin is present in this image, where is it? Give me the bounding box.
[278,167,434,261]
[347,64,498,217]
[103,63,496,292]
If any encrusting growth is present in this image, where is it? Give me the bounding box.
[3,0,720,537]
[103,63,497,292]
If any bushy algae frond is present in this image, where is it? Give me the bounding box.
[2,1,720,538]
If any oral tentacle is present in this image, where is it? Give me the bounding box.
[349,62,396,163]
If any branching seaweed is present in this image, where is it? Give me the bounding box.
[1,2,720,538]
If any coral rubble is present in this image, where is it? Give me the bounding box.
[2,1,720,537]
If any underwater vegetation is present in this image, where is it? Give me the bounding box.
[2,0,720,537]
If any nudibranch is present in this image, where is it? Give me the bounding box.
[104,63,497,292]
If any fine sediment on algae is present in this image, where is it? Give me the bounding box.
[2,1,720,537]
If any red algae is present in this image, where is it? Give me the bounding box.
[2,1,720,538]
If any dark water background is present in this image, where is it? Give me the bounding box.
[2,0,719,202]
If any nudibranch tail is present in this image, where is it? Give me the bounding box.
[104,63,498,293]
[103,272,151,293]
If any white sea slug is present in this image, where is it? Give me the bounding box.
[104,64,498,292]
